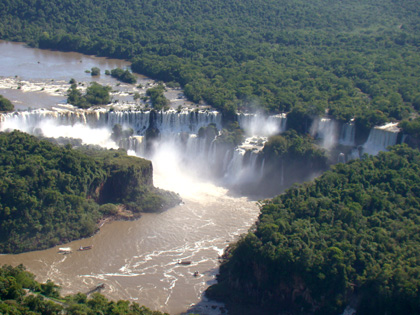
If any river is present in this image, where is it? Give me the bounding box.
[0,40,188,111]
[0,41,261,314]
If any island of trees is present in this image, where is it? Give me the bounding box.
[146,84,170,111]
[109,68,137,84]
[0,131,180,254]
[67,80,112,109]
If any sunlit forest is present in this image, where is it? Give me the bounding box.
[209,145,420,314]
[1,0,419,125]
[1,0,420,314]
[0,131,179,253]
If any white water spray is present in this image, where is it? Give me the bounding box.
[339,121,356,146]
[0,108,272,191]
[363,122,400,156]
[310,117,338,150]
[0,113,118,148]
[237,112,286,137]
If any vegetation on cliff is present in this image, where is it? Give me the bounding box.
[0,131,180,254]
[261,130,328,193]
[83,148,179,213]
[0,95,14,112]
[0,0,419,122]
[399,117,420,150]
[0,264,168,315]
[207,145,420,314]
[214,122,245,148]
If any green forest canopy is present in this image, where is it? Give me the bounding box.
[0,131,178,254]
[0,95,14,112]
[0,0,419,123]
[208,145,420,314]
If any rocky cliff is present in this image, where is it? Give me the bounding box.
[84,149,181,214]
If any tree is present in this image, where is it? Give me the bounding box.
[85,82,111,105]
[209,145,420,315]
[110,68,137,84]
[146,84,169,111]
[0,95,14,112]
[67,81,111,108]
[91,67,100,76]
[67,83,86,108]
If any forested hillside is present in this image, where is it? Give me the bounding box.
[0,264,167,315]
[1,0,419,124]
[207,145,420,314]
[0,131,179,254]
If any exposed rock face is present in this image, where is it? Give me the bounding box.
[96,153,180,213]
[99,156,153,202]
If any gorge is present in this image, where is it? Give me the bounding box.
[0,41,409,314]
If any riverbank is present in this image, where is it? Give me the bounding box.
[0,131,181,254]
[0,264,168,315]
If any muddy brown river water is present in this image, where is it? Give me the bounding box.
[0,41,261,314]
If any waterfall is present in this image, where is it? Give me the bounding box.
[280,160,284,186]
[154,109,222,135]
[1,107,402,191]
[224,148,246,182]
[363,123,400,155]
[237,113,287,137]
[122,136,146,155]
[0,108,222,136]
[104,108,222,135]
[260,158,266,178]
[338,153,346,163]
[310,117,338,149]
[339,122,355,146]
[223,136,266,185]
[222,149,233,175]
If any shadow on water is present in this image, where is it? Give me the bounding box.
[185,293,272,315]
[181,267,227,315]
[183,300,227,315]
[223,181,285,202]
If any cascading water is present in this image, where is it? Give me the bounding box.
[226,113,288,186]
[363,122,400,156]
[339,121,356,146]
[222,137,266,186]
[1,107,404,186]
[310,117,338,150]
[237,112,287,137]
[0,108,222,136]
[0,107,270,187]
[0,110,117,148]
